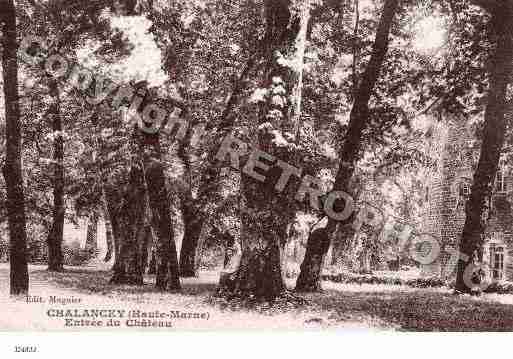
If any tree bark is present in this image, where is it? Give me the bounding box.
[109,166,147,285]
[85,211,99,256]
[45,80,65,271]
[104,217,114,262]
[455,8,513,293]
[179,199,204,277]
[223,213,285,301]
[295,228,331,292]
[138,114,181,290]
[145,156,181,291]
[296,0,399,292]
[218,0,299,301]
[104,186,123,269]
[147,246,157,275]
[1,0,30,295]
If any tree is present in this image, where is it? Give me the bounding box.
[296,0,400,291]
[109,163,148,285]
[1,0,30,295]
[148,1,270,278]
[108,83,182,291]
[46,79,65,271]
[216,0,306,301]
[85,210,99,254]
[455,1,513,294]
[18,0,121,271]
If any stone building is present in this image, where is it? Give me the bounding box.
[422,113,513,282]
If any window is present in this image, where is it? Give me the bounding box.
[461,182,471,197]
[495,160,507,193]
[489,244,505,280]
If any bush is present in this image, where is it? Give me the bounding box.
[322,271,513,294]
[322,271,446,288]
[404,277,446,288]
[322,272,404,285]
[445,277,513,294]
[63,240,95,266]
[483,281,513,294]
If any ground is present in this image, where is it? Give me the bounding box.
[1,264,513,331]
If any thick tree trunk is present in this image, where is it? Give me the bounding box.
[138,127,180,289]
[219,0,299,301]
[179,200,204,277]
[455,8,513,294]
[295,228,331,292]
[296,0,399,292]
[1,0,29,295]
[145,158,181,291]
[109,166,147,285]
[114,83,181,290]
[223,213,285,301]
[46,80,64,271]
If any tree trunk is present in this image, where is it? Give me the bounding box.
[223,213,285,301]
[137,117,181,290]
[193,220,210,273]
[85,211,99,256]
[455,7,513,294]
[295,228,330,292]
[109,166,147,285]
[145,157,181,291]
[104,217,114,262]
[112,83,181,290]
[295,0,399,292]
[218,0,297,301]
[147,246,157,275]
[179,200,204,277]
[141,224,152,273]
[1,0,30,295]
[104,186,122,269]
[46,80,65,271]
[111,212,122,271]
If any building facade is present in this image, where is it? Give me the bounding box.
[422,114,513,282]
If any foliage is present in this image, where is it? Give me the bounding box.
[482,281,513,295]
[321,271,447,288]
[62,240,96,266]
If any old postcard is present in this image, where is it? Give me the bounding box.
[1,0,513,338]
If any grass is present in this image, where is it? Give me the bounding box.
[1,264,513,331]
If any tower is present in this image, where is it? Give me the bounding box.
[422,113,475,279]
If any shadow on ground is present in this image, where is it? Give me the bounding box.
[303,288,513,331]
[31,268,218,296]
[28,267,513,331]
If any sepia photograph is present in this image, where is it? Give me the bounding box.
[1,0,513,349]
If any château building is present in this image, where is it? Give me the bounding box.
[422,113,513,281]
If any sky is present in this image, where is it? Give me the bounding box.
[413,16,447,52]
[77,14,168,87]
